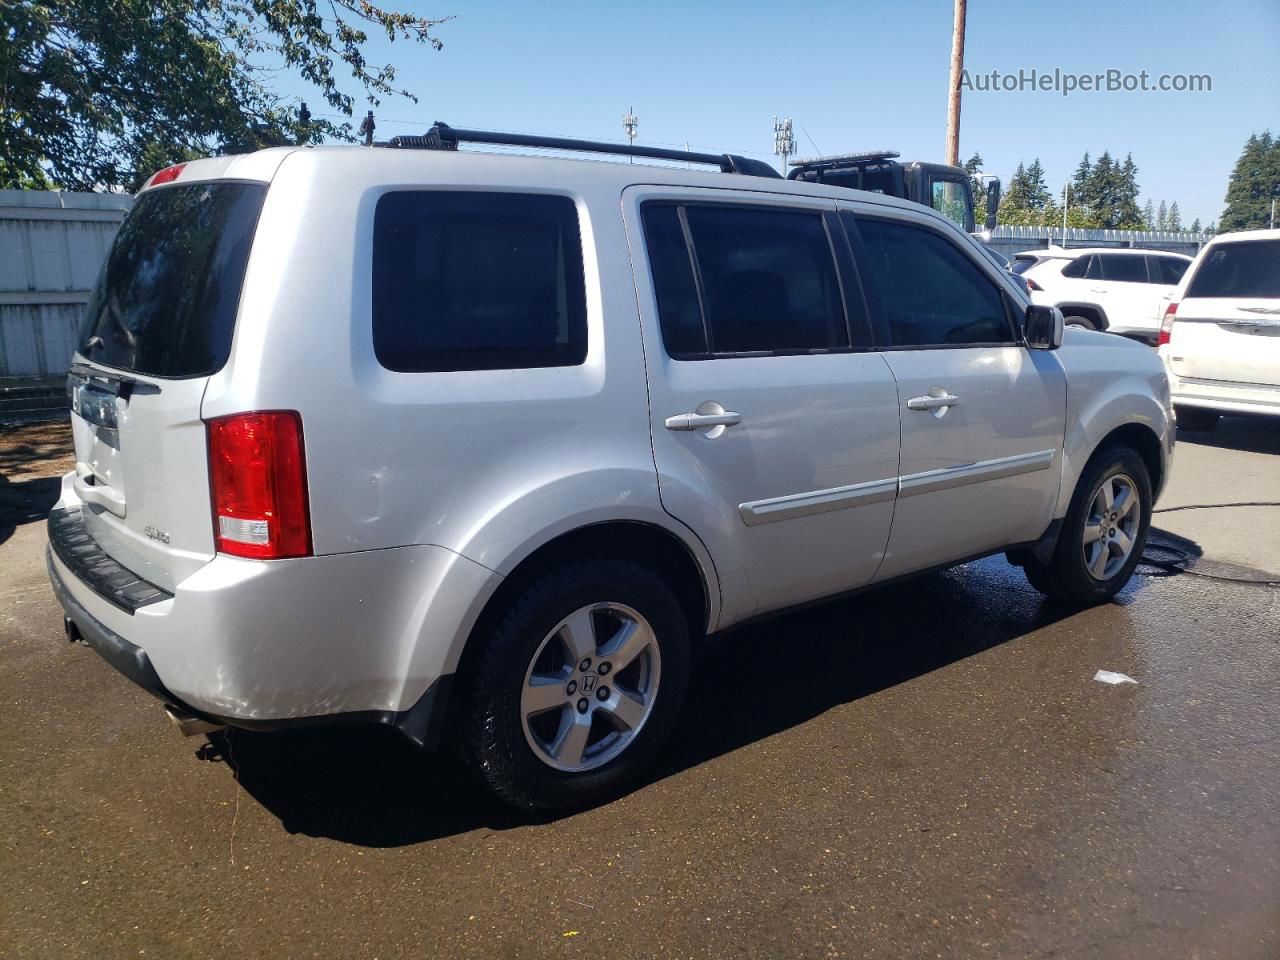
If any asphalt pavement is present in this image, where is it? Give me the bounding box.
[1,418,1277,960]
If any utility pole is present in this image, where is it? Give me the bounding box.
[773,117,795,174]
[623,107,638,163]
[945,0,966,167]
[1062,183,1070,247]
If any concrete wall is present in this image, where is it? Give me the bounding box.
[0,190,132,378]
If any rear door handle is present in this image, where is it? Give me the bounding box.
[906,394,959,411]
[1090,287,1109,294]
[665,410,742,431]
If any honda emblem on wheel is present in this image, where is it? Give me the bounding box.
[580,674,597,693]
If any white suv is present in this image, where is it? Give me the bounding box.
[1158,228,1280,430]
[1015,247,1192,341]
[49,126,1173,810]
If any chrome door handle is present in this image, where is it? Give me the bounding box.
[1090,287,1109,294]
[665,411,742,431]
[906,394,959,411]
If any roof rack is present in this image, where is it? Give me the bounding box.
[377,121,782,180]
[789,150,901,171]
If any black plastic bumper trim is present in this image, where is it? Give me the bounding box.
[47,506,171,614]
[46,548,454,749]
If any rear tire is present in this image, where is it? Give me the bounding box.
[1175,406,1220,432]
[456,559,691,811]
[1064,315,1097,331]
[1022,445,1152,606]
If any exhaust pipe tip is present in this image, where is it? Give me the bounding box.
[165,705,225,738]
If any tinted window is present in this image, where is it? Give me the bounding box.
[644,203,850,357]
[640,205,705,357]
[373,192,587,372]
[1011,257,1038,275]
[79,182,266,378]
[854,216,1014,347]
[1098,254,1148,283]
[1060,255,1092,279]
[1152,256,1190,285]
[1186,241,1280,298]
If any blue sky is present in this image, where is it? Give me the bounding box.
[281,0,1279,227]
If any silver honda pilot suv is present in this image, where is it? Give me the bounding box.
[49,127,1173,810]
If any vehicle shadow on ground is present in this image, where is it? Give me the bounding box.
[207,556,1098,848]
[1177,417,1280,456]
[0,475,60,548]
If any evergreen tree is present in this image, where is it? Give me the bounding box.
[1168,202,1182,231]
[1221,130,1280,231]
[1143,199,1156,230]
[963,152,987,210]
[1071,152,1093,213]
[1156,200,1168,230]
[1114,154,1144,229]
[1024,158,1051,209]
[1190,218,1202,233]
[998,161,1031,224]
[1087,151,1119,228]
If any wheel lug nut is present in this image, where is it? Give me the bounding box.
[598,662,611,676]
[576,698,589,714]
[596,685,610,701]
[578,658,592,672]
[566,680,577,695]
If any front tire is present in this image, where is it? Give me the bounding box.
[457,559,691,811]
[1022,445,1152,605]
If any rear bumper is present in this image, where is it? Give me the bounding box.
[48,546,456,746]
[45,488,501,745]
[1165,369,1280,417]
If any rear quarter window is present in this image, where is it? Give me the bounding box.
[1187,241,1280,299]
[79,182,266,378]
[372,191,588,372]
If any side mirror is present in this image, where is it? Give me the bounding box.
[984,177,1001,231]
[1024,304,1064,350]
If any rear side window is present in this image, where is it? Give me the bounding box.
[80,182,266,378]
[1098,254,1149,283]
[373,192,587,372]
[852,215,1015,348]
[1011,257,1038,275]
[1151,256,1190,285]
[641,202,853,358]
[1060,255,1093,279]
[1187,241,1280,299]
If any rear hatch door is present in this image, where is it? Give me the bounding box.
[1169,238,1280,385]
[67,179,268,591]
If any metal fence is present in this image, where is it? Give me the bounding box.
[0,189,132,379]
[986,225,1207,259]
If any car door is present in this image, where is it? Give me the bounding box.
[838,204,1067,582]
[1094,253,1154,332]
[623,187,901,623]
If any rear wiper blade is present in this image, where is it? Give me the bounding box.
[68,362,159,400]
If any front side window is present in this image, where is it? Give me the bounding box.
[641,202,852,358]
[930,179,972,231]
[852,215,1015,348]
[372,191,587,372]
[1099,254,1149,283]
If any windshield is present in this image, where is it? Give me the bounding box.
[79,181,267,378]
[1186,239,1280,299]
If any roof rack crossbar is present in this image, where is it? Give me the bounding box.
[381,122,781,179]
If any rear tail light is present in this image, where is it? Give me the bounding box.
[1158,302,1178,346]
[207,412,312,559]
[147,162,187,186]
[1025,277,1043,291]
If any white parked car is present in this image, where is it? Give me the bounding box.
[49,126,1173,810]
[1158,228,1280,431]
[1015,246,1193,341]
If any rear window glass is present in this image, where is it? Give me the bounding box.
[79,182,266,378]
[1187,240,1280,299]
[372,191,587,372]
